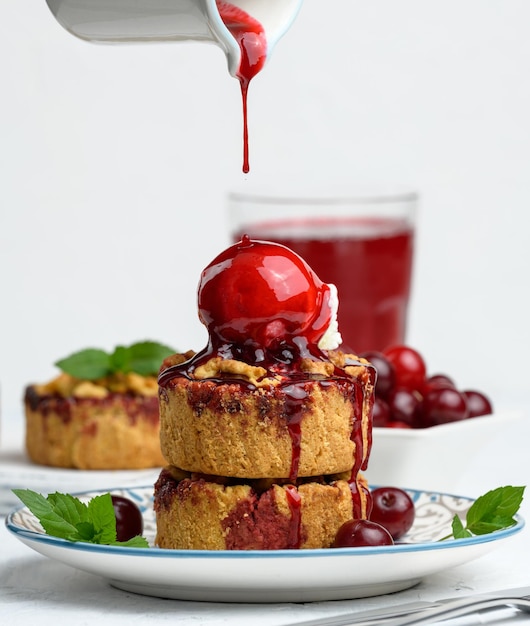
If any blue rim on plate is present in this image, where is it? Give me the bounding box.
[4,485,525,602]
[6,485,525,556]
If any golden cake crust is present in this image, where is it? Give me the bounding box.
[160,378,357,478]
[159,351,374,479]
[154,466,371,550]
[24,377,165,470]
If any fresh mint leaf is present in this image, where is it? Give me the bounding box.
[75,521,97,542]
[55,341,175,379]
[13,490,90,541]
[13,488,56,520]
[87,493,118,545]
[13,489,149,548]
[451,515,471,539]
[124,341,175,376]
[114,536,150,548]
[55,348,112,380]
[47,491,88,524]
[108,345,130,374]
[465,486,524,535]
[441,485,525,541]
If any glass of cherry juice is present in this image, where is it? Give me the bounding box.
[228,187,417,354]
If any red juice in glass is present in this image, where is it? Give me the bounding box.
[229,191,416,354]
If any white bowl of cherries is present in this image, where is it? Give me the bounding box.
[361,345,521,493]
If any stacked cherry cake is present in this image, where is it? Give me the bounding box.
[154,237,376,550]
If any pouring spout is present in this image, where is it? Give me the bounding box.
[209,0,304,77]
[45,0,303,78]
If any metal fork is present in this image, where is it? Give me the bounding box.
[381,593,530,625]
[289,591,530,626]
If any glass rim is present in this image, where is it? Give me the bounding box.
[227,186,419,207]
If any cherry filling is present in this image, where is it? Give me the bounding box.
[154,468,370,549]
[25,387,159,427]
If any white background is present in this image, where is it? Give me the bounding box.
[1,1,529,416]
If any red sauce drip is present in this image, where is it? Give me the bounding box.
[285,485,302,549]
[347,375,375,517]
[217,1,267,173]
[281,383,307,481]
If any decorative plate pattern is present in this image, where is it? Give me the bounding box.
[6,486,524,603]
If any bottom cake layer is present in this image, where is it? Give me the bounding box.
[154,466,371,550]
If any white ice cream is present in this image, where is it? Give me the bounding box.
[318,283,342,351]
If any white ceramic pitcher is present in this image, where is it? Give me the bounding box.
[45,0,304,77]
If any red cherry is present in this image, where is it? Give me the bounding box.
[370,487,415,540]
[386,387,421,427]
[372,397,391,427]
[384,345,427,392]
[463,390,493,417]
[111,495,143,542]
[386,420,412,429]
[359,351,396,400]
[421,374,456,396]
[419,387,469,427]
[197,237,333,350]
[333,519,394,548]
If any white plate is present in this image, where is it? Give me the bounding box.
[5,486,524,603]
[0,448,161,514]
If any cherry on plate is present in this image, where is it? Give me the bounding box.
[370,487,415,540]
[111,495,144,542]
[333,519,394,548]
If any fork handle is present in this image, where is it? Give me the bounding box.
[382,595,530,626]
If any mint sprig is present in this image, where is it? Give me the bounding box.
[441,485,525,540]
[13,489,149,548]
[55,341,175,380]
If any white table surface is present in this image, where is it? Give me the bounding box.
[2,394,529,626]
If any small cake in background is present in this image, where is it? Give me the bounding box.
[24,341,174,470]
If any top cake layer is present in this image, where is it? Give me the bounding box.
[158,238,375,481]
[158,349,375,480]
